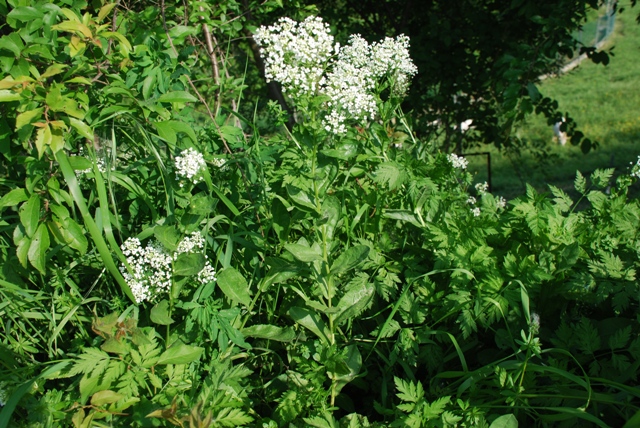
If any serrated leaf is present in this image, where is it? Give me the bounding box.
[334,280,374,325]
[216,267,252,307]
[609,325,631,350]
[157,341,203,365]
[575,171,586,194]
[330,245,369,276]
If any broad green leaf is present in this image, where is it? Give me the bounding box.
[157,341,203,365]
[49,126,65,153]
[15,108,43,131]
[157,91,197,103]
[271,198,290,243]
[241,324,296,342]
[334,281,375,325]
[284,243,322,263]
[7,6,44,22]
[68,117,94,141]
[330,245,369,276]
[173,252,205,277]
[97,3,118,22]
[216,267,252,307]
[20,194,41,237]
[16,235,30,268]
[0,188,28,209]
[48,217,88,255]
[0,33,24,57]
[150,300,175,325]
[320,140,359,160]
[68,155,93,171]
[289,306,331,344]
[91,390,124,407]
[330,344,362,393]
[28,223,50,274]
[153,120,176,144]
[52,21,93,39]
[383,209,423,227]
[286,184,316,211]
[34,124,51,158]
[0,90,20,102]
[320,196,340,241]
[489,414,518,428]
[154,225,180,252]
[39,63,68,80]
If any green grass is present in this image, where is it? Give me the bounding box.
[467,0,640,200]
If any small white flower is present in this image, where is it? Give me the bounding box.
[466,196,477,205]
[471,207,481,217]
[175,231,205,257]
[475,182,489,194]
[448,153,468,170]
[630,155,640,179]
[175,148,206,187]
[197,259,217,284]
[496,196,507,210]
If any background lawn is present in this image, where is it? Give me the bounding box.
[466,1,640,200]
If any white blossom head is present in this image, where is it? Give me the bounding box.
[475,182,489,194]
[175,148,206,187]
[630,156,640,179]
[471,207,481,217]
[448,153,468,170]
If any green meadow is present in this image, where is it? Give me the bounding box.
[468,2,640,200]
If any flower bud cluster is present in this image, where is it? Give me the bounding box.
[175,148,206,187]
[254,16,417,135]
[120,231,216,304]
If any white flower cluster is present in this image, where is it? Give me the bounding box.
[447,153,468,169]
[254,16,418,135]
[475,182,489,194]
[120,232,216,304]
[175,231,217,285]
[471,207,481,217]
[254,16,336,99]
[630,156,640,179]
[120,238,173,304]
[0,382,7,407]
[466,196,477,205]
[496,196,507,210]
[175,148,206,187]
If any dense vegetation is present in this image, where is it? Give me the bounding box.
[1,1,640,427]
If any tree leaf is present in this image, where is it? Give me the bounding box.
[15,108,43,131]
[157,91,197,103]
[7,6,44,22]
[216,267,252,307]
[91,390,124,407]
[289,306,330,344]
[150,300,175,325]
[0,90,20,102]
[157,341,203,365]
[19,194,41,237]
[0,188,28,209]
[330,245,369,276]
[68,117,94,141]
[28,223,50,274]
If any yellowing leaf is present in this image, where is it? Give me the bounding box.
[53,21,93,39]
[34,124,51,158]
[0,90,21,102]
[39,64,68,80]
[15,108,43,131]
[98,3,118,23]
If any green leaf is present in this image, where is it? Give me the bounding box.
[334,280,374,325]
[7,6,44,22]
[0,90,20,102]
[153,120,176,144]
[91,390,124,407]
[0,188,28,209]
[15,108,43,131]
[39,63,68,80]
[173,252,205,277]
[34,124,51,158]
[489,414,518,428]
[286,184,316,211]
[157,341,203,365]
[0,33,24,57]
[19,194,41,237]
[97,3,117,22]
[271,198,290,243]
[28,223,50,274]
[284,243,322,263]
[216,267,252,307]
[330,245,369,276]
[154,225,180,252]
[321,196,340,241]
[383,209,423,227]
[68,117,94,141]
[150,300,175,325]
[241,324,296,342]
[289,306,330,344]
[157,91,197,103]
[574,171,586,194]
[320,140,359,160]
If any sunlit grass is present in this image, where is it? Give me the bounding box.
[468,0,640,200]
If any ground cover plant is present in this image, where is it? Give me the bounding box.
[1,1,640,427]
